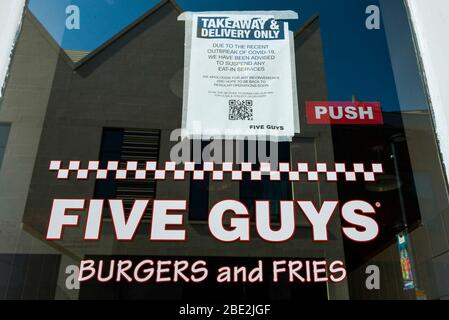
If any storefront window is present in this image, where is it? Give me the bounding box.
[0,0,448,301]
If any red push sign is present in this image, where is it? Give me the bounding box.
[306,101,383,125]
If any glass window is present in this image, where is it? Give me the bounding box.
[94,128,160,220]
[0,0,448,302]
[188,141,210,221]
[240,142,292,222]
[0,124,10,169]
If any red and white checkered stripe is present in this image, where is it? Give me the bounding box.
[49,161,384,182]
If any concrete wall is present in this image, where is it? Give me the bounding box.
[0,10,60,255]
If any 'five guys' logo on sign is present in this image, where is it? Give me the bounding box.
[306,101,383,125]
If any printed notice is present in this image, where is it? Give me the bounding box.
[179,12,299,141]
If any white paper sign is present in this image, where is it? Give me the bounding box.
[179,12,299,141]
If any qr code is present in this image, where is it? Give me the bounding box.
[229,100,254,120]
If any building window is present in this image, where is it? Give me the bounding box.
[240,141,292,222]
[188,141,292,222]
[0,124,10,170]
[94,128,160,220]
[188,141,210,221]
